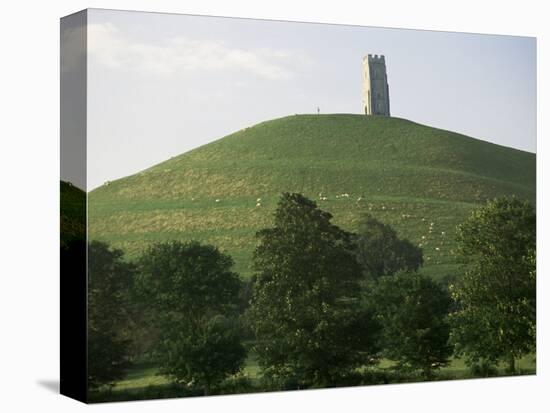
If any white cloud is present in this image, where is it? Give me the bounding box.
[87,23,309,80]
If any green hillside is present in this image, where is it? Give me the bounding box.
[61,180,86,246]
[88,114,536,279]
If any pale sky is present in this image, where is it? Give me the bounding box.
[83,8,536,190]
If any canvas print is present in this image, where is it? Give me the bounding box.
[60,8,536,403]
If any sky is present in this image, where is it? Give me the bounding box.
[81,8,536,190]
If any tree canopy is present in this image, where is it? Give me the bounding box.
[137,241,246,394]
[369,272,452,379]
[449,197,536,372]
[249,193,380,388]
[354,214,423,281]
[88,241,135,389]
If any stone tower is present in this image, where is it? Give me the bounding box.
[362,54,390,116]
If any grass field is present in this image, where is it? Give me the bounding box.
[89,114,535,280]
[90,352,535,402]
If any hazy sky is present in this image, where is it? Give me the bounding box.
[85,8,536,190]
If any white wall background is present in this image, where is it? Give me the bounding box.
[0,0,548,411]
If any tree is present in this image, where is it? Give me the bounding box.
[155,315,245,395]
[354,214,423,281]
[249,193,380,389]
[449,197,536,373]
[369,272,452,379]
[136,241,246,395]
[88,241,135,389]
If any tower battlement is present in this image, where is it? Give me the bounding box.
[365,54,386,62]
[362,54,390,116]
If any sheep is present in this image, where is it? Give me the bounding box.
[215,199,220,203]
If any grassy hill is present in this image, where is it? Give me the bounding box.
[88,114,535,279]
[61,180,86,246]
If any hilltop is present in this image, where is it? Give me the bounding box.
[88,114,535,279]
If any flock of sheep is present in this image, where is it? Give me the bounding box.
[208,192,448,262]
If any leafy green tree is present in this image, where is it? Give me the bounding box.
[370,272,452,379]
[88,241,135,389]
[156,315,245,395]
[354,214,423,281]
[450,197,536,373]
[136,241,246,395]
[249,193,380,389]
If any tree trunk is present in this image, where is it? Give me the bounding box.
[424,366,433,381]
[204,383,210,396]
[507,354,516,374]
